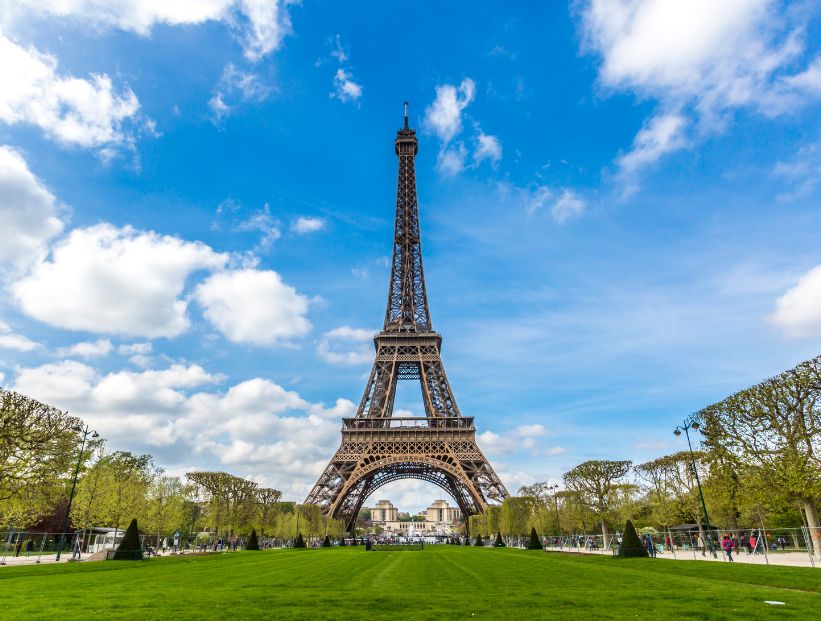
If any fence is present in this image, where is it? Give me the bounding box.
[539,526,821,568]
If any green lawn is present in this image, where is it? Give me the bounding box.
[1,546,819,620]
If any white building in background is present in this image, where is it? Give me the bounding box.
[365,499,462,536]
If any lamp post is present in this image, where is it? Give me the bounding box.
[56,423,98,561]
[549,484,561,538]
[673,418,716,558]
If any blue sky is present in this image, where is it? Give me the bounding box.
[1,1,820,512]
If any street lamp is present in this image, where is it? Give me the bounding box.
[56,423,98,561]
[548,484,561,538]
[673,418,716,558]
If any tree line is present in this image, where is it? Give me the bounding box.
[0,387,344,542]
[470,355,821,558]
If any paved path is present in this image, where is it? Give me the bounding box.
[544,545,818,568]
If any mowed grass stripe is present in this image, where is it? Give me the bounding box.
[0,546,818,620]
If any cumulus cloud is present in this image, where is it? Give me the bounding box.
[0,146,63,271]
[195,269,311,345]
[12,224,227,338]
[57,338,113,359]
[478,424,552,456]
[291,216,325,234]
[11,360,349,498]
[1,0,295,62]
[317,326,374,366]
[0,33,140,148]
[0,320,39,352]
[578,0,821,191]
[436,143,468,177]
[425,78,475,142]
[332,68,362,104]
[474,132,502,165]
[771,265,821,337]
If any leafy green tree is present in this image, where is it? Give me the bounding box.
[500,497,533,537]
[563,460,632,549]
[699,356,821,558]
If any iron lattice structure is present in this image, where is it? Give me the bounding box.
[305,107,509,533]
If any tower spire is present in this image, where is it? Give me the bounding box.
[385,103,430,332]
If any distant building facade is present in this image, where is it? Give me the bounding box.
[365,499,462,536]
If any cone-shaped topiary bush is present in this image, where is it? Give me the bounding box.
[474,534,484,546]
[617,520,648,558]
[294,533,306,548]
[246,528,259,550]
[494,532,505,547]
[527,527,543,550]
[322,535,331,548]
[113,519,143,560]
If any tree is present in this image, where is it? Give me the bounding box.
[617,520,647,558]
[143,475,186,547]
[294,533,306,548]
[246,528,260,550]
[322,535,331,547]
[113,518,143,560]
[474,534,484,546]
[699,356,821,558]
[527,527,542,550]
[563,460,632,549]
[493,532,505,547]
[500,497,533,538]
[0,388,100,526]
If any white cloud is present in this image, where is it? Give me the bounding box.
[195,269,311,345]
[291,216,325,234]
[117,342,152,356]
[1,0,295,62]
[0,32,140,148]
[317,325,374,366]
[616,113,687,193]
[773,142,821,202]
[550,190,587,224]
[578,0,821,190]
[478,424,553,456]
[331,68,362,103]
[517,184,587,223]
[474,132,502,165]
[328,34,348,63]
[208,92,231,122]
[233,205,281,249]
[57,338,113,359]
[771,265,821,337]
[209,63,271,122]
[0,320,39,352]
[13,224,227,338]
[0,146,63,270]
[424,78,475,142]
[11,360,347,499]
[436,143,468,177]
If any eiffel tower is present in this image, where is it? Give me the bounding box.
[305,104,509,533]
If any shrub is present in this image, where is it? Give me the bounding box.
[322,535,331,548]
[113,519,143,560]
[494,533,505,547]
[474,534,484,546]
[617,520,648,558]
[246,529,259,550]
[527,527,543,550]
[294,533,306,548]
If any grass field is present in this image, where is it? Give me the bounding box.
[1,546,819,620]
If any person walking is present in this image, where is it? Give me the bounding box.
[777,536,786,551]
[71,536,82,560]
[25,539,33,557]
[644,534,657,558]
[697,533,706,557]
[722,534,735,562]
